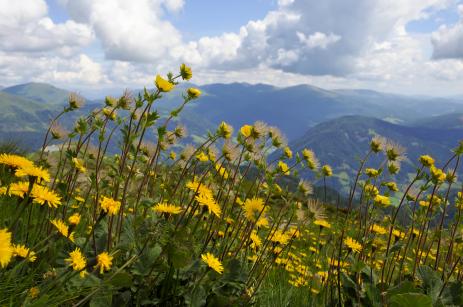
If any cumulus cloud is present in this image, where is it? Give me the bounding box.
[61,0,184,62]
[431,4,463,59]
[0,0,92,54]
[171,0,449,76]
[1,0,462,96]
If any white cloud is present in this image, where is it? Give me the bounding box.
[62,0,183,62]
[0,0,93,54]
[297,31,341,49]
[431,4,463,59]
[0,0,462,96]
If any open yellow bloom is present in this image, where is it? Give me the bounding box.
[65,248,86,271]
[31,185,61,208]
[195,194,222,217]
[100,196,121,216]
[244,197,265,222]
[314,219,331,229]
[13,244,37,262]
[201,252,224,274]
[153,203,183,215]
[250,230,262,249]
[270,230,290,245]
[344,236,362,253]
[50,219,74,242]
[15,165,50,182]
[374,194,391,208]
[95,251,113,274]
[240,125,253,138]
[8,181,31,198]
[155,75,175,92]
[0,154,34,169]
[370,224,387,235]
[0,228,13,268]
[419,155,435,167]
[68,213,81,225]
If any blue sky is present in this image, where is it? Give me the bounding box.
[1,0,462,97]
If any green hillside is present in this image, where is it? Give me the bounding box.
[287,115,463,193]
[2,82,71,106]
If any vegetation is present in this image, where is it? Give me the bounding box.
[1,65,463,306]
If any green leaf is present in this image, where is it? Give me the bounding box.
[418,265,443,302]
[387,281,420,299]
[89,291,112,307]
[108,272,133,288]
[389,293,432,307]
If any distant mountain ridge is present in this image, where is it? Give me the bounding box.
[285,115,463,192]
[1,81,463,151]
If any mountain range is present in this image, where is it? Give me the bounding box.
[0,82,462,191]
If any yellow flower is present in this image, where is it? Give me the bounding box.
[72,158,86,173]
[13,244,37,262]
[153,203,183,215]
[270,230,290,245]
[430,165,446,183]
[278,161,290,175]
[196,152,209,162]
[384,181,399,192]
[370,224,387,235]
[392,229,405,240]
[217,122,233,139]
[201,252,224,274]
[100,196,121,216]
[95,251,113,274]
[256,216,269,228]
[374,194,391,208]
[419,155,435,167]
[15,165,50,182]
[0,228,13,268]
[50,219,74,242]
[344,236,362,253]
[180,63,192,80]
[365,168,379,177]
[169,151,177,160]
[321,165,333,177]
[68,213,81,225]
[250,230,262,249]
[283,147,293,159]
[364,184,379,198]
[195,194,222,218]
[244,197,265,222]
[0,154,34,169]
[65,248,86,271]
[187,88,201,99]
[240,125,253,138]
[28,287,40,298]
[155,75,174,92]
[302,148,319,170]
[31,185,62,208]
[8,181,31,198]
[215,164,229,179]
[75,196,85,203]
[314,219,331,229]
